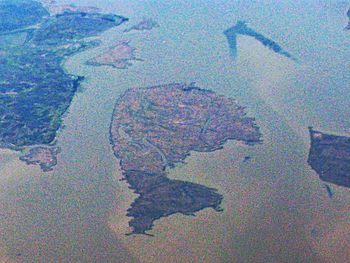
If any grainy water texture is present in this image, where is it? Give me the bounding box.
[0,0,349,262]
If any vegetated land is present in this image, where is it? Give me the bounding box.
[224,21,297,61]
[0,0,127,149]
[0,0,49,33]
[308,127,350,188]
[110,83,262,235]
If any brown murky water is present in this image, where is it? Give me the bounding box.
[0,1,349,262]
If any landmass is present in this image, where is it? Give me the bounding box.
[86,41,142,69]
[19,146,61,172]
[110,83,262,235]
[0,0,48,33]
[345,8,350,30]
[224,21,297,61]
[124,18,159,33]
[0,0,127,168]
[308,127,350,188]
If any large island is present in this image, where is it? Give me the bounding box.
[0,0,127,170]
[110,83,262,235]
[308,127,350,188]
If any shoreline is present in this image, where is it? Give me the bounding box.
[0,0,128,151]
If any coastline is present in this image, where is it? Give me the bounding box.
[0,1,128,151]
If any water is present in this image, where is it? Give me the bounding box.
[0,0,349,262]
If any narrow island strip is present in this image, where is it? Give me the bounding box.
[224,21,297,61]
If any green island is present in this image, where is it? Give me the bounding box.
[0,0,127,168]
[308,127,350,188]
[110,83,262,235]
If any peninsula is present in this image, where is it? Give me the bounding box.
[0,0,128,170]
[224,21,297,61]
[19,146,61,172]
[110,83,262,235]
[308,127,350,188]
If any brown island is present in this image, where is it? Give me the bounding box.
[308,127,350,188]
[19,146,61,172]
[86,41,142,69]
[110,83,262,235]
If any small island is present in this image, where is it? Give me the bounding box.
[110,83,262,235]
[124,18,159,33]
[19,146,61,172]
[86,41,142,69]
[224,21,297,61]
[308,127,350,188]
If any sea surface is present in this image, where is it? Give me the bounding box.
[0,0,349,262]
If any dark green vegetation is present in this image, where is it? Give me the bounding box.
[110,83,261,234]
[0,0,127,148]
[308,127,350,188]
[224,21,296,61]
[0,0,49,33]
